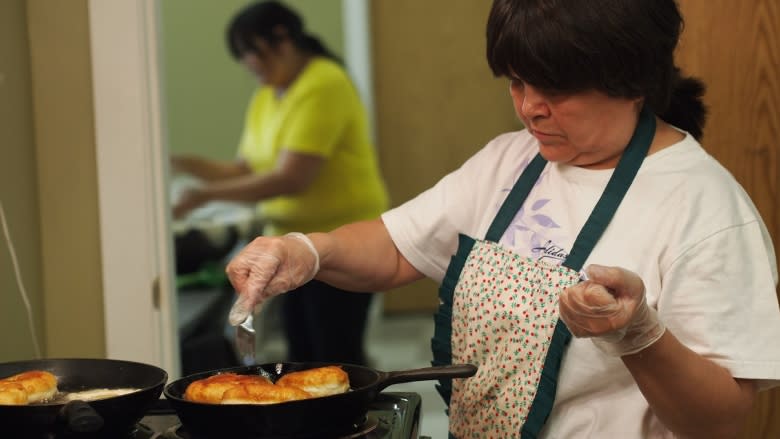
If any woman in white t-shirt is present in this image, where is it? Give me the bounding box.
[224,0,780,437]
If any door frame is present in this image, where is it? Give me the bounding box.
[88,0,179,375]
[88,0,373,378]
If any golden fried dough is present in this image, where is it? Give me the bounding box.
[275,365,349,398]
[184,373,273,404]
[183,366,350,405]
[0,382,27,405]
[221,382,311,404]
[0,370,58,405]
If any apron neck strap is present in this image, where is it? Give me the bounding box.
[563,106,655,271]
[484,106,657,272]
[484,153,548,242]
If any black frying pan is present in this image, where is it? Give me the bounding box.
[0,358,167,437]
[164,361,477,438]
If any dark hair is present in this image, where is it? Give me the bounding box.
[226,1,341,64]
[486,0,706,139]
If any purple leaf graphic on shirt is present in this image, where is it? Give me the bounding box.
[531,214,558,228]
[496,159,560,254]
[531,199,550,211]
[506,202,560,252]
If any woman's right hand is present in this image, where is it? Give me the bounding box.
[225,233,320,325]
[559,264,665,356]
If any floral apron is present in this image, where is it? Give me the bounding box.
[433,107,656,438]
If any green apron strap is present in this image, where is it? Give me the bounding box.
[562,105,656,271]
[521,106,656,439]
[484,154,548,242]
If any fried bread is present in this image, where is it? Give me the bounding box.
[0,370,58,405]
[0,382,27,405]
[184,366,349,405]
[221,381,312,404]
[184,372,274,404]
[275,365,350,397]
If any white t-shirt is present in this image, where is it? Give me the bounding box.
[381,129,780,438]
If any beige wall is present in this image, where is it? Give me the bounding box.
[0,0,45,361]
[27,0,105,358]
[0,0,105,362]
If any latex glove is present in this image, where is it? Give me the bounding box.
[559,264,666,356]
[226,232,320,326]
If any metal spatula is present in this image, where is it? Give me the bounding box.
[236,314,256,366]
[235,314,277,381]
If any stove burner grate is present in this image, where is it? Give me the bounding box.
[28,423,156,439]
[162,414,380,439]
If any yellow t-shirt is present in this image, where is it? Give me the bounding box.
[238,57,389,236]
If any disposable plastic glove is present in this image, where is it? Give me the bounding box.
[226,232,320,326]
[559,264,666,356]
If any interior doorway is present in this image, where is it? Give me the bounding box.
[90,0,375,379]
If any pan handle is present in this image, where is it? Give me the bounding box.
[59,400,104,433]
[376,364,477,392]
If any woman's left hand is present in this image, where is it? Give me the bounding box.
[559,264,666,356]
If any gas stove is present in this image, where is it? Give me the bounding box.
[134,392,423,439]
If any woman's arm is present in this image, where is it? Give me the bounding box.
[310,218,425,292]
[623,332,756,438]
[171,154,252,181]
[225,218,424,323]
[560,265,757,438]
[197,150,324,201]
[173,150,324,218]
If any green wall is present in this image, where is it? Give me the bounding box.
[160,0,344,161]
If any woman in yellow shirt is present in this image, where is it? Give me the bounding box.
[172,1,389,366]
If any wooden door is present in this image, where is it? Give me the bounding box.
[675,1,780,437]
[371,1,520,313]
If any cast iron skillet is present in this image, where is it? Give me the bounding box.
[0,358,167,437]
[164,361,477,438]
